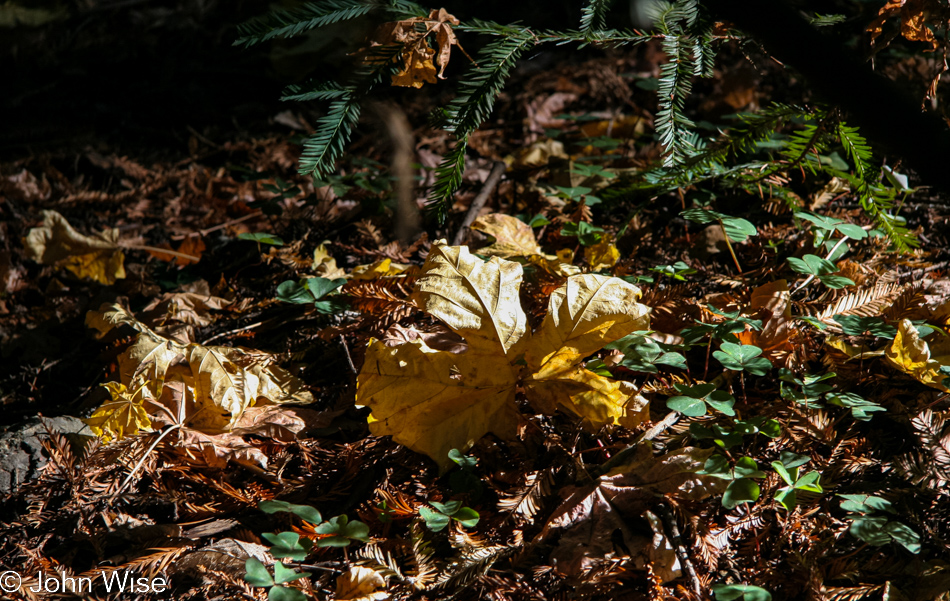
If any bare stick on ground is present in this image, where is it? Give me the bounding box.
[452,160,507,246]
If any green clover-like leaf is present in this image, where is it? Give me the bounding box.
[263,532,312,561]
[245,558,275,587]
[259,500,323,525]
[722,478,760,509]
[713,342,772,375]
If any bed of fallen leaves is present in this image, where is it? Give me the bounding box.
[4,4,950,601]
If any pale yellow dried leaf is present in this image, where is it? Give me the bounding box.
[824,335,884,361]
[351,258,410,280]
[470,213,542,258]
[358,339,520,471]
[313,244,347,279]
[412,241,527,355]
[583,235,620,272]
[23,210,126,284]
[335,566,388,601]
[527,248,581,277]
[85,303,314,437]
[509,139,567,169]
[391,42,438,88]
[83,382,152,443]
[886,319,950,390]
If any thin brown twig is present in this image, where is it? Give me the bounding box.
[452,161,507,246]
[171,211,264,240]
[656,502,703,600]
[340,335,357,375]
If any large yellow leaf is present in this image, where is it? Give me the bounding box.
[83,382,153,443]
[358,245,652,469]
[412,242,527,355]
[886,319,950,390]
[24,210,126,285]
[358,339,520,471]
[470,213,543,258]
[527,274,650,379]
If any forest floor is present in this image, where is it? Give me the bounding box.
[3,2,950,601]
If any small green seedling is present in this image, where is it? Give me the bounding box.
[447,448,483,499]
[771,453,822,510]
[714,342,772,376]
[833,314,897,338]
[276,277,347,314]
[263,532,312,561]
[666,383,736,417]
[650,261,697,281]
[419,500,480,532]
[712,583,772,601]
[239,232,285,246]
[605,332,687,373]
[787,255,854,289]
[259,500,322,525]
[245,558,310,601]
[680,306,762,347]
[825,391,886,421]
[681,208,758,243]
[315,515,371,547]
[560,221,604,245]
[699,456,766,509]
[839,494,920,554]
[779,369,835,408]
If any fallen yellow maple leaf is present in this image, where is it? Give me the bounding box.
[357,241,650,470]
[83,381,153,443]
[24,210,126,285]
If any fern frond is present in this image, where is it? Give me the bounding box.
[435,540,515,589]
[497,469,554,519]
[580,0,615,33]
[282,81,348,103]
[425,32,535,218]
[297,44,402,178]
[816,284,901,320]
[298,95,363,177]
[235,0,428,47]
[652,0,714,167]
[235,0,378,48]
[426,139,468,222]
[444,33,536,137]
[836,121,918,251]
[407,522,438,590]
